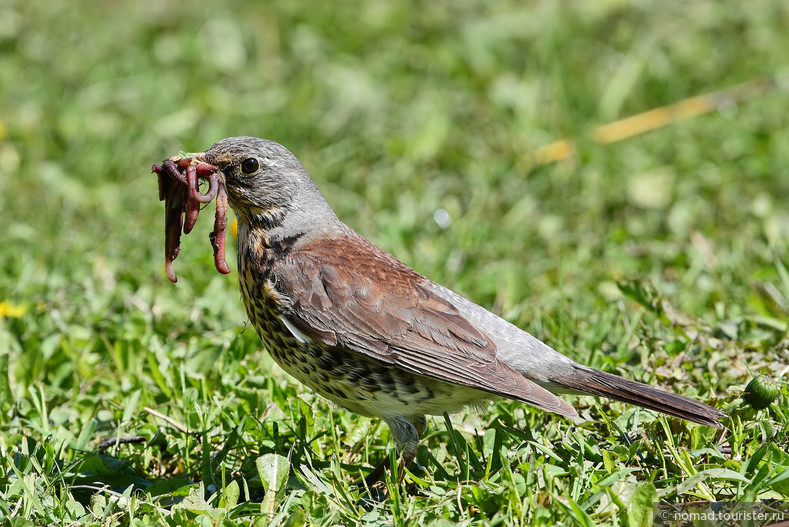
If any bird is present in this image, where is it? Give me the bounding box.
[196,136,724,480]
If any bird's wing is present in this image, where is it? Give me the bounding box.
[275,232,578,419]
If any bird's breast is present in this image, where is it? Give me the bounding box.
[236,224,289,325]
[232,224,489,420]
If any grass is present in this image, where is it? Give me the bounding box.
[1,0,788,525]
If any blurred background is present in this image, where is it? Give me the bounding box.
[1,0,788,519]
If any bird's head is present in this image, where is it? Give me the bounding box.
[199,136,336,230]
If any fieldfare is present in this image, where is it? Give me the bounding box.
[162,136,724,481]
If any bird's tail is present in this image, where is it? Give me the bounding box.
[550,365,725,428]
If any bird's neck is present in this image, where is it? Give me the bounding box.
[237,212,302,266]
[237,206,288,233]
[232,214,300,352]
[234,215,301,327]
[236,205,342,274]
[235,197,342,243]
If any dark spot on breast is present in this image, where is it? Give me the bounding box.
[317,355,336,372]
[362,376,381,393]
[403,381,421,395]
[328,386,347,399]
[420,386,435,402]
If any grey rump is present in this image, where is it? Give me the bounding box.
[201,136,724,474]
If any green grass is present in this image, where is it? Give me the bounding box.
[2,0,789,525]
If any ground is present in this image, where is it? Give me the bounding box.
[1,0,788,525]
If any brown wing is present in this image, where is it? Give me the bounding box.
[276,231,578,419]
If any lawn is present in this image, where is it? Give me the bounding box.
[1,0,788,525]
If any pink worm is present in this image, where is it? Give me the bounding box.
[152,157,230,283]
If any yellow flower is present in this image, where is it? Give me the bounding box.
[0,301,26,318]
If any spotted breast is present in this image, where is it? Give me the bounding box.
[235,220,487,423]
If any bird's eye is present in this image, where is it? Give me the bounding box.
[241,158,259,174]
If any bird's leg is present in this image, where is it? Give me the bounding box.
[364,416,426,488]
[393,415,425,483]
[363,454,390,488]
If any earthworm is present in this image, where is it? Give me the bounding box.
[152,156,230,283]
[190,165,219,203]
[183,165,200,234]
[162,158,188,185]
[211,182,231,275]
